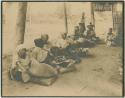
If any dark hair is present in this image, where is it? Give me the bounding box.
[18,48,27,59]
[75,26,79,28]
[50,46,61,56]
[109,28,112,31]
[34,39,44,48]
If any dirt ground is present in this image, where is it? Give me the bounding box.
[2,44,123,96]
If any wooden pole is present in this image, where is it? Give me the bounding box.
[15,2,27,46]
[112,3,117,32]
[64,2,68,34]
[91,2,95,26]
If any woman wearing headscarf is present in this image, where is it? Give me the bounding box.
[10,43,58,86]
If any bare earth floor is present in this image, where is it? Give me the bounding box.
[2,44,122,96]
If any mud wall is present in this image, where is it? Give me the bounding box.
[24,2,91,47]
[3,2,92,55]
[94,11,113,40]
[4,2,121,55]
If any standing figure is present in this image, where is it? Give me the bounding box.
[79,12,86,37]
[81,12,85,23]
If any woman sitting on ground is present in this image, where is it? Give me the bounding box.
[10,44,58,86]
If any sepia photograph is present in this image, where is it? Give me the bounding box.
[1,1,124,96]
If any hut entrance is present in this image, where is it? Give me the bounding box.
[112,3,123,45]
[93,2,113,40]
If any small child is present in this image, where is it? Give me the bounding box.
[106,28,115,47]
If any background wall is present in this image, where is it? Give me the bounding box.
[24,2,91,47]
[94,11,113,40]
[3,2,91,55]
[3,2,122,55]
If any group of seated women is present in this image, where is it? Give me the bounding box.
[9,33,89,86]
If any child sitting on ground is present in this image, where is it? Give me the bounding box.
[106,28,115,47]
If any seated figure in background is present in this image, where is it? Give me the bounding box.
[79,22,86,37]
[55,33,69,49]
[73,25,87,45]
[74,26,80,40]
[106,28,115,47]
[49,33,77,73]
[86,22,96,40]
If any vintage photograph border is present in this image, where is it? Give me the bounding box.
[1,0,124,97]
